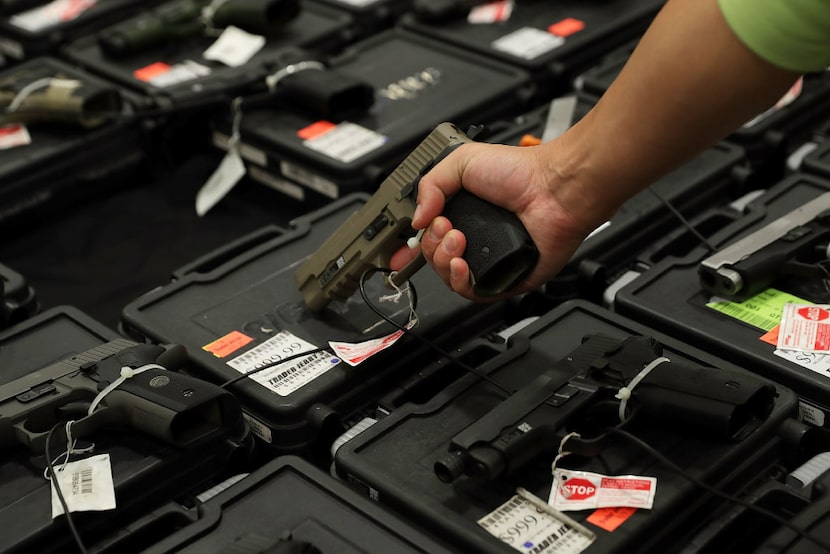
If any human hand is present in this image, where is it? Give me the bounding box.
[390,140,613,301]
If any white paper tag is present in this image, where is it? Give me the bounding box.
[227,331,341,396]
[479,494,595,553]
[777,303,830,352]
[148,60,211,88]
[50,454,116,518]
[549,469,656,511]
[242,413,273,443]
[196,147,247,216]
[0,124,31,150]
[468,0,514,23]
[773,347,830,375]
[302,122,387,164]
[203,26,266,68]
[10,0,96,32]
[492,27,565,60]
[800,401,827,427]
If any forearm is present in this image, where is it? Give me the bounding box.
[548,0,801,220]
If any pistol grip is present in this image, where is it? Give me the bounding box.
[444,190,539,296]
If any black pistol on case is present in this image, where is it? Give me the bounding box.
[0,339,242,453]
[434,333,776,483]
[699,192,830,301]
[97,0,301,58]
[294,122,540,312]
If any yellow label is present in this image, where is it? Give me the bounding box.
[706,288,811,331]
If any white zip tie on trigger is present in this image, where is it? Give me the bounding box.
[614,356,671,422]
[87,363,166,416]
[406,229,425,250]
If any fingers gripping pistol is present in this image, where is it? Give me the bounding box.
[295,122,540,311]
[699,192,830,301]
[0,338,242,454]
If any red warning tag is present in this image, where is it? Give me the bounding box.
[586,506,637,532]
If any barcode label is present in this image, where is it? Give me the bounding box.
[478,494,594,553]
[51,454,116,518]
[227,331,341,396]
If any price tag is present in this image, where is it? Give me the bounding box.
[479,491,595,553]
[491,27,564,60]
[0,124,31,150]
[50,454,116,518]
[468,0,514,23]
[227,331,341,396]
[196,147,247,216]
[203,26,266,68]
[10,0,96,32]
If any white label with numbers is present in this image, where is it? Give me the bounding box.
[302,122,387,164]
[227,331,341,396]
[478,495,594,553]
[491,27,564,60]
[51,454,116,518]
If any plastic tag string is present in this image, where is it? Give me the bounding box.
[43,421,94,480]
[551,431,580,474]
[614,356,671,422]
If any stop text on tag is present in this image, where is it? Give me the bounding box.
[777,303,830,352]
[549,469,655,512]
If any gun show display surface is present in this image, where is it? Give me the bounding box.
[680,451,830,553]
[578,39,830,185]
[333,300,801,554]
[141,456,456,554]
[120,193,512,456]
[210,28,532,204]
[613,173,830,430]
[0,306,252,553]
[60,0,355,109]
[0,0,168,62]
[0,261,38,328]
[398,0,665,98]
[0,57,145,226]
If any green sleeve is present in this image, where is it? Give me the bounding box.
[718,0,830,72]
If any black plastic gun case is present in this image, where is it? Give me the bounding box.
[0,0,167,63]
[578,39,830,185]
[0,261,38,328]
[398,0,665,99]
[120,194,514,458]
[60,0,356,109]
[333,300,804,554]
[0,305,253,553]
[137,455,455,553]
[678,449,830,554]
[210,28,533,204]
[614,172,830,431]
[0,57,145,227]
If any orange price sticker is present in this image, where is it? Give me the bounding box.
[203,330,254,358]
